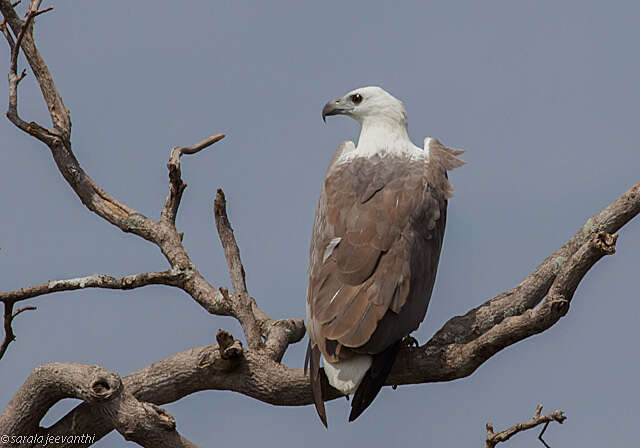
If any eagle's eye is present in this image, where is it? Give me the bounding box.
[350,93,363,105]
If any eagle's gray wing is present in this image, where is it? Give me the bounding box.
[306,139,464,362]
[305,139,464,424]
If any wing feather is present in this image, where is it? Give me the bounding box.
[306,141,464,364]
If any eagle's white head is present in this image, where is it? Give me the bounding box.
[322,86,416,157]
[322,86,407,127]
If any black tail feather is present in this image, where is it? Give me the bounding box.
[348,341,401,422]
[308,342,328,427]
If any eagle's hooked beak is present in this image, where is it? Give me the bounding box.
[322,98,351,122]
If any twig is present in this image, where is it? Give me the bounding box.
[0,16,15,51]
[0,300,36,360]
[538,421,552,448]
[1,0,70,135]
[1,1,54,137]
[485,405,566,448]
[161,134,225,224]
[10,5,53,77]
[172,133,226,156]
[11,305,36,318]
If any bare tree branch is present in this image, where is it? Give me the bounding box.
[0,269,196,359]
[0,0,298,352]
[0,3,638,446]
[162,133,226,225]
[9,4,52,77]
[485,405,566,448]
[0,1,52,136]
[0,269,190,303]
[0,0,69,135]
[214,189,263,349]
[213,189,249,301]
[213,189,306,357]
[0,300,35,360]
[538,421,553,448]
[28,181,637,445]
[0,0,236,322]
[11,304,36,317]
[0,362,200,447]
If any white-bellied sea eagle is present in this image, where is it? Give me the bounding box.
[305,86,465,426]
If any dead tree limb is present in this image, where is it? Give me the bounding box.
[162,133,226,225]
[0,301,35,359]
[17,180,635,445]
[0,270,189,304]
[214,189,263,349]
[0,2,638,447]
[0,362,200,448]
[485,405,566,448]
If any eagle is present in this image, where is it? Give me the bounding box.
[305,86,465,426]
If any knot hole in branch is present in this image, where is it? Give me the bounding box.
[89,372,122,401]
[595,231,618,255]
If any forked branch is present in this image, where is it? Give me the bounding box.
[214,189,263,349]
[0,301,35,359]
[485,405,566,448]
[162,133,226,225]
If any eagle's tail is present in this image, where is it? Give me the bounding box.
[306,341,328,427]
[348,340,402,422]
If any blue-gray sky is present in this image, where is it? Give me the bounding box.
[1,1,639,446]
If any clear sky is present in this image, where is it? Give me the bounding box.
[1,1,639,446]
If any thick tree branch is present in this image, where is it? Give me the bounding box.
[0,362,200,447]
[485,405,566,448]
[390,229,621,386]
[37,181,638,445]
[424,181,640,350]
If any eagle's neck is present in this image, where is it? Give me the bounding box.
[357,117,410,149]
[341,117,427,164]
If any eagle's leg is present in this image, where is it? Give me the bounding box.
[391,336,419,391]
